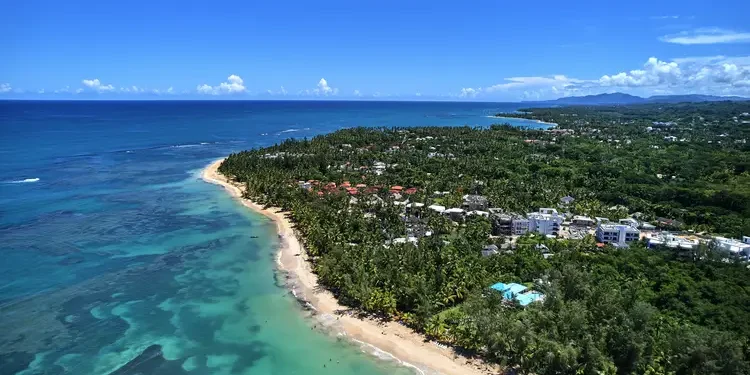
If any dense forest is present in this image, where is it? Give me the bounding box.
[220,102,750,374]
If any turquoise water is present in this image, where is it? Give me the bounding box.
[0,101,545,374]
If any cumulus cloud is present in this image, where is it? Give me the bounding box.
[196,74,247,95]
[353,89,361,97]
[661,28,750,45]
[0,83,11,93]
[458,55,750,100]
[82,78,115,92]
[299,78,339,96]
[599,56,750,89]
[315,78,338,95]
[599,57,682,87]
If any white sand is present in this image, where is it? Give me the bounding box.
[202,158,497,375]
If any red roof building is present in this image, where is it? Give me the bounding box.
[390,186,403,191]
[404,187,418,195]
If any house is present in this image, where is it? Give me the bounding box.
[560,196,575,205]
[656,217,684,229]
[428,205,446,214]
[712,237,750,257]
[462,195,489,211]
[482,244,499,257]
[527,209,563,236]
[571,215,595,227]
[743,236,750,244]
[618,218,639,228]
[596,223,640,247]
[466,210,489,218]
[639,222,657,230]
[491,213,513,236]
[511,216,530,235]
[442,208,466,221]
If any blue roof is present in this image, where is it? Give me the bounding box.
[490,282,528,300]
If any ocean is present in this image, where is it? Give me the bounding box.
[0,100,547,375]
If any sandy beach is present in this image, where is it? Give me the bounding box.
[202,158,497,375]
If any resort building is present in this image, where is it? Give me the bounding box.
[462,195,489,211]
[571,215,595,227]
[712,237,750,257]
[491,213,513,236]
[527,208,563,236]
[511,216,530,235]
[618,218,639,228]
[596,223,640,247]
[647,233,699,250]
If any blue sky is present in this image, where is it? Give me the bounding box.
[2,0,749,101]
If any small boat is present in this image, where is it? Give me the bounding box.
[250,235,259,239]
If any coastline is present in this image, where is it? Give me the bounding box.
[201,158,497,375]
[490,115,557,127]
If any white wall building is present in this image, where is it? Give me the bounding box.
[596,223,640,247]
[618,218,639,228]
[511,217,530,235]
[647,233,699,250]
[527,209,563,236]
[713,237,750,257]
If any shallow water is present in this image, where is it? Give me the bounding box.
[0,100,544,374]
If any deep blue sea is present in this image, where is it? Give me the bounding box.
[0,100,545,375]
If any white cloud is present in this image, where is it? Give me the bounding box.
[82,78,115,92]
[120,86,144,93]
[651,15,681,20]
[267,86,288,95]
[415,92,422,97]
[459,87,481,98]
[166,87,174,94]
[458,55,750,100]
[599,56,750,90]
[353,89,361,97]
[599,57,682,87]
[37,89,45,94]
[0,83,11,93]
[75,88,84,94]
[661,28,750,45]
[315,78,338,95]
[196,75,247,95]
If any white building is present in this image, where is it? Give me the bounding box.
[712,237,750,257]
[618,218,639,228]
[527,209,563,236]
[647,233,699,250]
[511,217,530,235]
[428,205,446,214]
[596,223,640,247]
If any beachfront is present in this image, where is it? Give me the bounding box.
[202,158,497,375]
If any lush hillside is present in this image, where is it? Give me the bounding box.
[220,102,750,375]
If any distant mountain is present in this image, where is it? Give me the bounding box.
[525,92,749,106]
[646,94,749,103]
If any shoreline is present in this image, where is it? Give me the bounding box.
[490,115,558,127]
[201,158,497,375]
